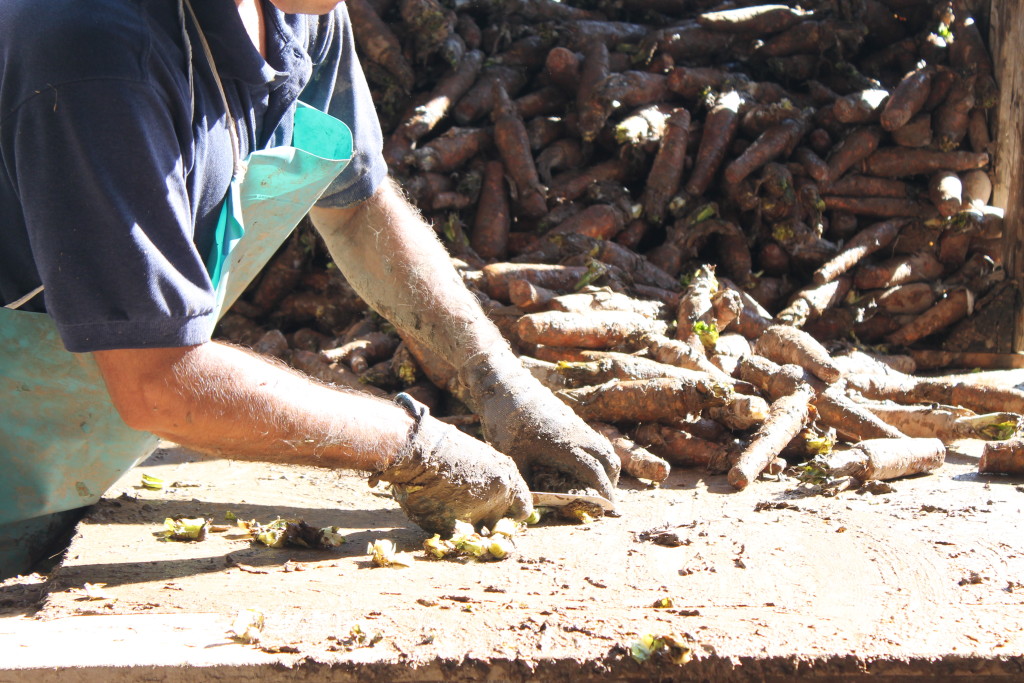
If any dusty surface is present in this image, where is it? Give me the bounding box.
[3,424,1024,680]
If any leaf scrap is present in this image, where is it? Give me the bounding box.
[239,518,346,550]
[420,519,521,562]
[557,499,605,524]
[162,517,208,542]
[79,582,113,601]
[368,538,414,567]
[630,632,693,665]
[140,474,164,490]
[228,609,264,644]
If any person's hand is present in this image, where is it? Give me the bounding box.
[372,394,532,535]
[458,352,620,500]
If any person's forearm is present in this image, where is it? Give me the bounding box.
[93,342,413,470]
[312,180,620,497]
[310,178,508,368]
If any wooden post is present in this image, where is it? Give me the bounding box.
[990,4,1024,350]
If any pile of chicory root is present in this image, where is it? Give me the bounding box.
[217,0,1024,488]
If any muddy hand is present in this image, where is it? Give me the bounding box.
[372,394,532,535]
[458,352,620,500]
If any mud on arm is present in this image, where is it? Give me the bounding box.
[310,179,621,498]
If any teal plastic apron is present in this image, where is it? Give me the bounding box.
[0,6,352,575]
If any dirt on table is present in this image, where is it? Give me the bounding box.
[3,428,1023,680]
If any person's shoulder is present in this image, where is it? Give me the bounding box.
[1,0,156,85]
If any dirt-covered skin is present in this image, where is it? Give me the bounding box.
[375,394,531,535]
[459,352,620,499]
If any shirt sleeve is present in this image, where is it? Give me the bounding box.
[302,6,388,209]
[14,78,218,353]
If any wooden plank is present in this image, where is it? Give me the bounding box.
[990,3,1024,350]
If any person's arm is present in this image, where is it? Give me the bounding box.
[93,341,531,533]
[310,178,621,499]
[310,179,503,367]
[93,342,411,470]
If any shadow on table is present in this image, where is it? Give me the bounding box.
[41,496,427,590]
[656,468,737,495]
[82,492,404,527]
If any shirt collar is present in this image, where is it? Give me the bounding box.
[189,0,310,94]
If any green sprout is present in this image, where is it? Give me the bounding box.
[804,433,837,456]
[691,203,718,224]
[978,420,1018,441]
[692,321,719,351]
[441,213,468,248]
[772,222,795,242]
[574,260,608,291]
[794,456,834,486]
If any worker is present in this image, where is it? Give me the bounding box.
[0,0,619,578]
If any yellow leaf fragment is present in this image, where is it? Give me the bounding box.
[630,633,663,663]
[661,633,693,665]
[228,609,264,644]
[423,534,458,559]
[368,539,412,568]
[629,632,693,665]
[163,517,208,542]
[81,582,113,601]
[488,537,513,559]
[490,517,520,538]
[141,474,164,490]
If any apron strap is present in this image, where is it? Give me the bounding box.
[3,285,44,310]
[181,0,244,178]
[177,0,194,132]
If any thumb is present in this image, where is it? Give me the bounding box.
[585,463,616,503]
[560,446,617,502]
[588,435,622,486]
[507,473,534,522]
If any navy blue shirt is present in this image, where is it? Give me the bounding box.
[0,0,386,352]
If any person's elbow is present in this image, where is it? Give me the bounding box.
[107,384,169,434]
[92,345,200,435]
